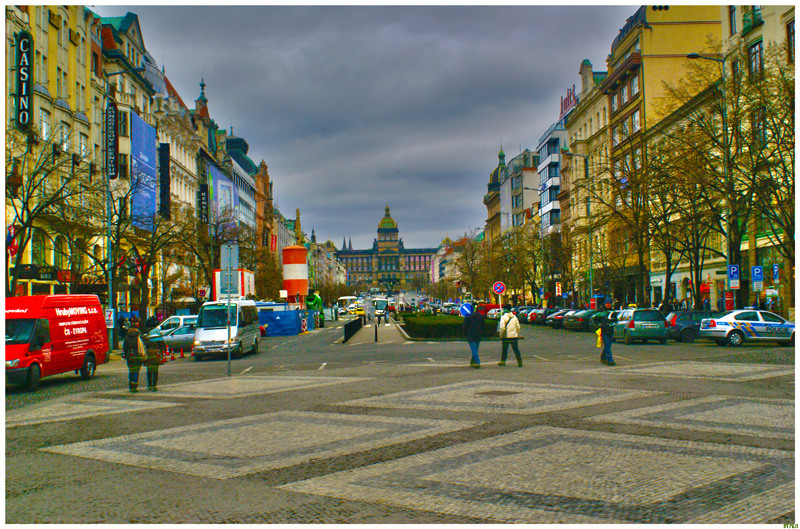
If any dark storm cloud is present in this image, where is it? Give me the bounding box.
[95,5,634,248]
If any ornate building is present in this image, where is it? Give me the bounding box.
[337,207,436,292]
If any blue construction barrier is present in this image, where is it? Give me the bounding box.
[261,310,302,336]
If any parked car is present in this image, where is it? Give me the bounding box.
[148,324,196,353]
[699,309,795,347]
[665,310,725,343]
[148,314,197,336]
[613,308,667,344]
[486,308,503,319]
[545,309,574,329]
[588,310,618,332]
[530,308,558,325]
[564,309,600,331]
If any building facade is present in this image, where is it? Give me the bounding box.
[337,207,436,292]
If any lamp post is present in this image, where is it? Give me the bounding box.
[687,52,731,309]
[104,66,144,349]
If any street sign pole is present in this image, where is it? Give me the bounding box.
[226,243,232,377]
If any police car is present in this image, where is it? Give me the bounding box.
[699,309,795,347]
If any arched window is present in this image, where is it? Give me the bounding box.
[54,235,69,269]
[93,244,103,267]
[31,229,49,266]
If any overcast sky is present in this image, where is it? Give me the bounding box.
[93,4,635,250]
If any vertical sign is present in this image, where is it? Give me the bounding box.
[728,264,740,290]
[773,263,780,284]
[220,244,239,296]
[105,99,119,179]
[270,234,277,252]
[158,143,171,219]
[129,112,157,231]
[751,265,763,292]
[15,31,33,131]
[197,184,209,223]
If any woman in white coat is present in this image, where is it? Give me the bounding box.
[498,310,523,367]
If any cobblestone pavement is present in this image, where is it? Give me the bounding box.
[5,320,795,523]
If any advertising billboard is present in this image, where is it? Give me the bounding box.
[130,112,158,231]
[208,163,239,217]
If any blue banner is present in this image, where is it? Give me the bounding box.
[130,112,157,231]
[208,163,239,217]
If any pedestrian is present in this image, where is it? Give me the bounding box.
[599,314,616,366]
[144,335,162,391]
[462,303,484,369]
[122,327,146,392]
[498,309,523,367]
[717,297,724,311]
[703,297,710,310]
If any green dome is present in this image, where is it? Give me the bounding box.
[378,206,398,231]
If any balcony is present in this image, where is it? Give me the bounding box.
[742,8,763,36]
[537,152,560,173]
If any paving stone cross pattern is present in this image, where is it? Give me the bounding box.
[24,369,795,523]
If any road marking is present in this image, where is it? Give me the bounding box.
[240,367,253,374]
[427,357,436,363]
[532,355,548,361]
[318,363,327,370]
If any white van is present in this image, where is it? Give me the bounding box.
[192,299,259,361]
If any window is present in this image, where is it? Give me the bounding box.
[79,133,88,157]
[729,5,736,35]
[631,74,639,96]
[39,109,50,140]
[731,59,740,79]
[54,236,68,269]
[32,229,48,266]
[621,84,628,105]
[751,106,766,144]
[611,93,618,112]
[734,311,759,322]
[118,111,129,136]
[631,109,640,132]
[60,121,70,152]
[56,67,63,97]
[748,40,763,77]
[788,20,795,63]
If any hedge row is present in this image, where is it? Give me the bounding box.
[401,313,497,340]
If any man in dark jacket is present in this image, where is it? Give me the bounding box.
[599,316,616,366]
[122,328,144,392]
[462,303,484,369]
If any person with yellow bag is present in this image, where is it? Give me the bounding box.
[597,314,616,366]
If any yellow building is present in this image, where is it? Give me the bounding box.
[598,5,721,304]
[563,59,610,305]
[6,6,105,296]
[483,149,504,244]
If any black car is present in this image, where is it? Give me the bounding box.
[563,309,600,331]
[545,309,575,329]
[665,310,725,342]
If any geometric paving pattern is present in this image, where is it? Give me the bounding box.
[280,426,794,523]
[588,395,795,440]
[5,398,182,428]
[42,411,477,479]
[99,375,369,399]
[339,380,660,415]
[575,361,795,382]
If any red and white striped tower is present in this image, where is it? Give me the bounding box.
[282,245,309,307]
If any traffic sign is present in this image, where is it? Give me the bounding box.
[492,281,506,295]
[773,264,780,283]
[460,303,473,317]
[728,264,740,290]
[751,266,763,282]
[555,282,562,296]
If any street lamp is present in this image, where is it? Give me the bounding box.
[104,66,144,349]
[687,52,731,309]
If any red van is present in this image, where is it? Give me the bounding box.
[6,295,109,391]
